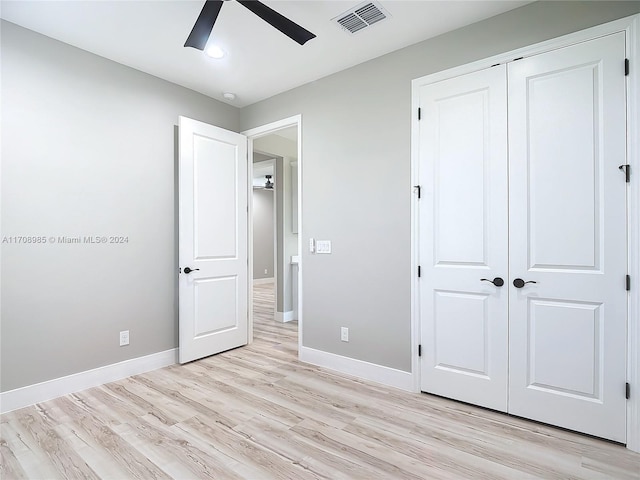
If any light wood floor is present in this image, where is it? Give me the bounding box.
[1,282,639,479]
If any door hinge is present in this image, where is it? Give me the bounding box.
[418,344,422,357]
[414,185,421,199]
[418,265,422,278]
[625,58,630,76]
[418,107,421,120]
[626,275,631,291]
[626,382,631,399]
[619,164,630,183]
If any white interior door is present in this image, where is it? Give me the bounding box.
[508,33,628,442]
[418,32,628,442]
[419,65,509,412]
[179,116,248,364]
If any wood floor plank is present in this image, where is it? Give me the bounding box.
[161,365,307,427]
[227,375,357,427]
[12,407,100,479]
[50,396,171,480]
[0,418,63,479]
[139,369,255,429]
[233,413,385,480]
[177,415,322,480]
[71,386,145,427]
[113,414,244,480]
[343,415,541,480]
[0,434,30,480]
[581,456,640,480]
[292,417,438,480]
[1,281,638,479]
[100,381,181,427]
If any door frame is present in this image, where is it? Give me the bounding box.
[242,115,303,352]
[410,14,640,452]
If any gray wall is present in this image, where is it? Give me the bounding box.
[240,1,640,372]
[252,189,275,280]
[1,21,240,391]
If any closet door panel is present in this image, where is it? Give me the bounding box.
[419,65,509,412]
[507,32,627,442]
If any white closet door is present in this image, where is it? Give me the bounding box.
[419,65,509,411]
[508,33,627,442]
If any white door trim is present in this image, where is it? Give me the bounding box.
[626,13,640,455]
[242,115,303,353]
[411,14,640,452]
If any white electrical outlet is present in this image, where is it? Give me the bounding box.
[120,330,130,346]
[264,268,268,274]
[341,327,349,342]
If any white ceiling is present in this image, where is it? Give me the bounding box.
[0,1,531,108]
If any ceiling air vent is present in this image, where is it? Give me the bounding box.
[332,1,390,34]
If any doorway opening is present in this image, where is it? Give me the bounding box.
[252,156,276,293]
[244,116,302,354]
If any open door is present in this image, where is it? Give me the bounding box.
[178,116,248,364]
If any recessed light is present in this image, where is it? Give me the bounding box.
[205,45,225,59]
[223,92,236,101]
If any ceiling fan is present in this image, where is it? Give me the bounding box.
[253,175,275,190]
[185,0,317,51]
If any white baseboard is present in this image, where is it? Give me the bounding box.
[253,277,275,285]
[275,310,296,323]
[0,349,177,414]
[299,346,414,392]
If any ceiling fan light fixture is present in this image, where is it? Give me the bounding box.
[186,0,316,51]
[205,45,225,59]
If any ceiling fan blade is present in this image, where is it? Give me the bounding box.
[185,0,224,50]
[237,1,316,46]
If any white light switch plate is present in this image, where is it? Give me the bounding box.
[316,240,331,254]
